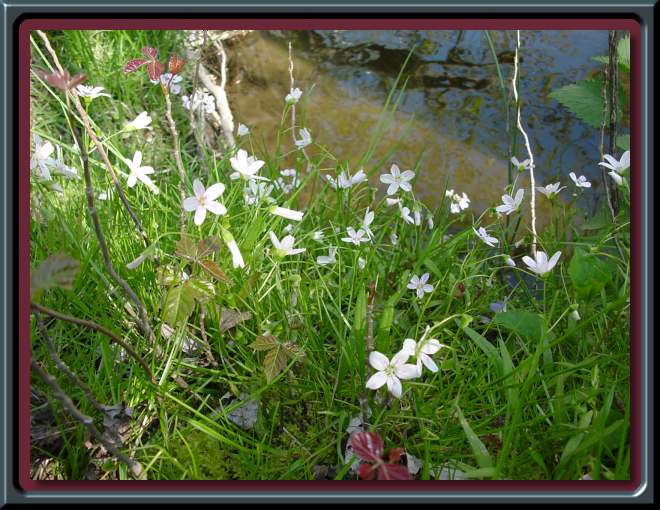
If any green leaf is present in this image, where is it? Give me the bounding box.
[162,282,197,327]
[455,405,493,469]
[249,334,277,351]
[580,200,613,231]
[186,277,215,303]
[176,235,220,263]
[617,35,630,70]
[616,134,630,151]
[263,344,289,383]
[492,311,545,343]
[199,259,231,285]
[549,80,604,129]
[463,326,502,376]
[30,254,80,300]
[568,248,617,298]
[353,288,366,333]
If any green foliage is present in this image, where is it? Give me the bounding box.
[549,80,606,129]
[492,310,545,343]
[568,248,617,299]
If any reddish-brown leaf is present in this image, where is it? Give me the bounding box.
[350,432,384,463]
[35,69,86,91]
[168,53,186,75]
[123,58,148,74]
[357,463,378,480]
[141,46,158,59]
[387,447,405,463]
[146,60,164,82]
[377,462,410,481]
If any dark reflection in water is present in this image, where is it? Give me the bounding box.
[227,30,617,227]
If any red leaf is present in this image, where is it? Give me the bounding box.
[350,432,384,463]
[387,447,405,463]
[141,46,158,60]
[35,69,86,90]
[146,60,164,82]
[357,463,378,480]
[124,58,148,74]
[168,53,186,75]
[377,463,410,481]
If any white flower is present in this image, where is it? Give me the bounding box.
[608,171,623,186]
[511,156,531,172]
[317,246,337,265]
[569,172,591,189]
[221,227,245,268]
[386,197,401,207]
[326,169,366,190]
[446,189,470,214]
[269,231,306,257]
[237,123,250,136]
[269,206,304,222]
[50,146,78,179]
[390,232,398,245]
[283,223,294,234]
[183,179,227,226]
[495,188,525,215]
[230,149,267,181]
[598,151,630,174]
[504,256,516,267]
[75,85,111,99]
[427,214,434,230]
[408,273,433,299]
[350,169,368,186]
[380,164,415,195]
[30,134,55,180]
[275,168,300,194]
[358,257,366,270]
[125,151,158,193]
[571,309,581,321]
[400,206,415,224]
[294,128,312,149]
[402,326,447,375]
[182,91,215,113]
[285,87,303,104]
[473,227,498,247]
[312,231,324,241]
[362,208,375,240]
[126,111,152,131]
[365,350,419,399]
[160,73,183,95]
[244,180,274,205]
[536,182,566,198]
[341,227,368,246]
[522,250,562,276]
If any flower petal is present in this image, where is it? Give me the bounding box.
[183,197,199,211]
[420,354,439,373]
[368,351,389,371]
[386,376,402,398]
[192,179,205,198]
[365,371,387,390]
[205,183,225,201]
[205,200,227,216]
[194,206,206,226]
[395,363,421,380]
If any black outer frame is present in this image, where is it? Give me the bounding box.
[1,0,653,504]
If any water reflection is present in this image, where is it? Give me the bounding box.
[226,30,612,228]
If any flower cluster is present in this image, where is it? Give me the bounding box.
[445,189,470,214]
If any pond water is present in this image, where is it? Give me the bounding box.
[226,30,611,227]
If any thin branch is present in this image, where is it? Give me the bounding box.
[163,90,187,237]
[31,302,156,384]
[30,357,144,478]
[35,30,151,248]
[512,30,538,255]
[197,53,235,148]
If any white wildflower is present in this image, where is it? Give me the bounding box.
[183,179,227,226]
[473,226,498,247]
[408,273,433,299]
[365,350,419,399]
[495,189,524,215]
[380,164,415,195]
[522,250,562,276]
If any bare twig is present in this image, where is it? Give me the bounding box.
[607,30,620,213]
[163,90,187,237]
[599,40,617,223]
[359,282,377,431]
[197,55,235,148]
[35,30,151,248]
[512,30,538,255]
[30,357,144,478]
[31,302,156,384]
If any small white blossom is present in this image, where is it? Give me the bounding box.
[571,309,581,321]
[569,172,591,189]
[50,146,78,180]
[269,231,306,257]
[495,188,524,215]
[326,169,366,190]
[221,227,245,268]
[312,231,324,241]
[365,350,419,399]
[362,208,375,240]
[244,180,274,205]
[30,134,55,180]
[160,73,183,95]
[608,171,624,186]
[522,250,562,276]
[511,156,531,172]
[598,151,630,174]
[341,227,368,246]
[386,197,401,207]
[402,326,447,375]
[294,128,312,149]
[446,189,470,214]
[427,214,434,230]
[473,227,498,247]
[285,87,303,104]
[230,149,267,181]
[125,111,152,131]
[390,232,398,245]
[400,206,415,224]
[125,150,158,193]
[183,179,227,226]
[269,206,304,222]
[537,182,566,199]
[75,85,111,99]
[182,90,215,113]
[504,256,516,267]
[380,164,415,195]
[317,246,337,265]
[408,273,433,299]
[237,123,250,136]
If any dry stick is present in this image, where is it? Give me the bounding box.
[512,30,538,255]
[359,282,377,431]
[599,39,617,223]
[31,302,156,384]
[30,357,144,478]
[607,30,620,214]
[33,310,106,414]
[34,30,150,249]
[198,49,235,149]
[163,90,187,237]
[69,121,158,350]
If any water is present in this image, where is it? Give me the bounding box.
[226,30,614,226]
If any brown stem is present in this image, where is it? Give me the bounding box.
[607,30,620,214]
[359,282,377,431]
[30,356,144,478]
[163,90,187,237]
[31,302,156,384]
[33,310,106,413]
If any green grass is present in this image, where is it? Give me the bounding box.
[28,29,630,481]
